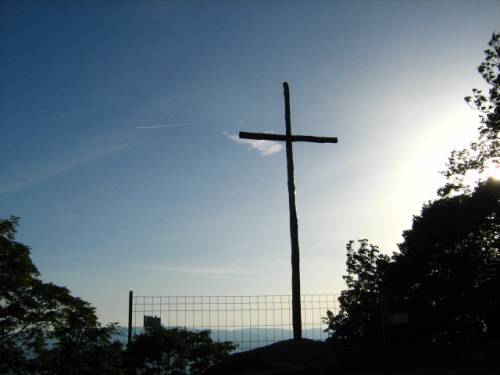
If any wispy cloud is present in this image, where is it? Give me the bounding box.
[224,132,283,156]
[144,253,286,279]
[136,123,192,129]
[145,265,267,278]
[0,140,134,195]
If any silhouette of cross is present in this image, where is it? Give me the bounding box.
[240,82,338,340]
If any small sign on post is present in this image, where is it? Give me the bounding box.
[389,312,408,325]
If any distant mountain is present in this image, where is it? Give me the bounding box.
[114,326,329,352]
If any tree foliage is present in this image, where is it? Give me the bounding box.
[390,178,499,343]
[0,216,123,374]
[327,33,500,344]
[324,240,389,344]
[326,179,500,344]
[439,32,499,197]
[1,216,235,374]
[125,326,236,375]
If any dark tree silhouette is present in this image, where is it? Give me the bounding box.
[125,326,236,375]
[326,32,500,345]
[326,179,499,344]
[389,178,500,343]
[0,216,123,374]
[323,240,389,344]
[439,32,499,197]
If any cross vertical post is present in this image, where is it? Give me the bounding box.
[283,82,302,340]
[239,82,338,341]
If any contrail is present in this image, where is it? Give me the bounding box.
[136,123,192,129]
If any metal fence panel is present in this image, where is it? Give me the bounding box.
[131,294,338,353]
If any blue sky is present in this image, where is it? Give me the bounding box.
[1,1,498,325]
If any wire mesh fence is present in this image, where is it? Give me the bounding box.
[130,294,338,352]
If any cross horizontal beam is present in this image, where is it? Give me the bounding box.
[239,131,338,144]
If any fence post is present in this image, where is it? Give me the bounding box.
[128,290,133,346]
[380,289,392,375]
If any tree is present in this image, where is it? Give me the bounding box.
[439,32,499,197]
[325,179,499,344]
[397,32,500,342]
[1,217,235,374]
[324,240,389,344]
[0,216,123,374]
[326,33,500,345]
[388,178,499,343]
[125,326,236,375]
[0,215,55,373]
[35,300,124,375]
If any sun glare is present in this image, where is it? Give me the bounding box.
[461,163,500,189]
[485,165,500,180]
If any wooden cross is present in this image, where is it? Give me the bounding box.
[240,82,338,340]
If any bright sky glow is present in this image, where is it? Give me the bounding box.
[465,163,500,186]
[0,1,499,325]
[487,166,500,180]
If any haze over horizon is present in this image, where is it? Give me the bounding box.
[1,1,499,325]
